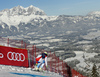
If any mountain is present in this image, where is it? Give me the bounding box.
[0,5,46,16]
[1,5,100,38]
[0,5,57,36]
[88,11,100,16]
[0,5,49,27]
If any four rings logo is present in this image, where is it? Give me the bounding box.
[7,52,25,62]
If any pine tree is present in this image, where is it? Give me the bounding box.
[90,64,99,77]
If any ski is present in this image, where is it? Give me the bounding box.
[31,68,44,72]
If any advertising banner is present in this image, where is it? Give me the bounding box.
[0,45,29,67]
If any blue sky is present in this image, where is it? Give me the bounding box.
[0,0,100,16]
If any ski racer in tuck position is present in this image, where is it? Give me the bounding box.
[34,52,48,71]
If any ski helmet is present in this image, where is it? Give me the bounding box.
[44,52,48,56]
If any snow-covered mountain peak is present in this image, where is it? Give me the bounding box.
[12,5,24,10]
[88,11,100,16]
[0,5,46,16]
[25,5,46,16]
[0,5,47,27]
[0,5,58,29]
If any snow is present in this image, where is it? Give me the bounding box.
[0,42,63,77]
[27,32,36,35]
[0,65,63,77]
[0,5,57,29]
[82,30,100,39]
[36,43,49,47]
[28,38,62,45]
[76,40,92,44]
[29,40,41,44]
[0,14,48,29]
[64,51,84,62]
[66,31,76,34]
[48,39,62,42]
[55,50,64,53]
[47,16,58,21]
[40,36,55,40]
[64,51,97,70]
[88,11,100,15]
[25,5,44,13]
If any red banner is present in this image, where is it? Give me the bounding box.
[0,45,29,67]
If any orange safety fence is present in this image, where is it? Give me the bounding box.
[0,37,87,77]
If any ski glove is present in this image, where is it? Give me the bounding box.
[46,65,48,68]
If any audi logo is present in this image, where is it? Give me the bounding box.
[0,53,4,58]
[7,52,25,62]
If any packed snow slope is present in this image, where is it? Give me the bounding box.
[0,65,63,77]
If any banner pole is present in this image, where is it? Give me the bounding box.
[28,49,31,67]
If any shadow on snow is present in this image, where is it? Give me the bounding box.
[10,72,49,77]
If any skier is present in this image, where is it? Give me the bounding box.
[34,51,48,71]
